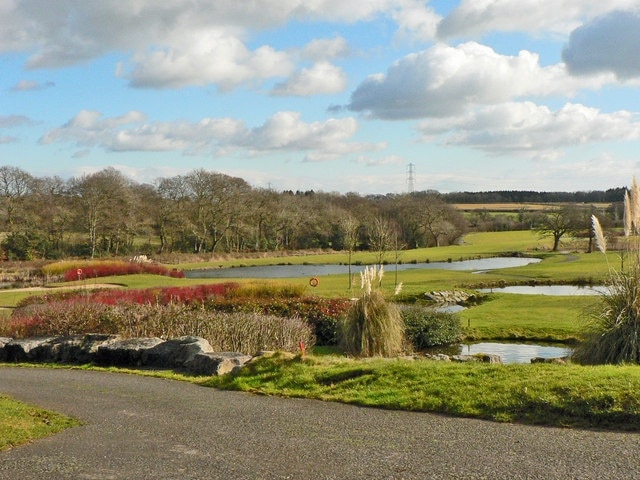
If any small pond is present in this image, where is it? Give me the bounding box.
[479,285,607,296]
[185,256,541,279]
[427,342,572,364]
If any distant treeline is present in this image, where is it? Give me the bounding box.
[442,189,626,204]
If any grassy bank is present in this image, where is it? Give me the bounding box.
[206,353,640,430]
[0,394,81,451]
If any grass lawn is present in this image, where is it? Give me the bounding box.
[206,353,640,430]
[460,294,596,343]
[0,394,81,451]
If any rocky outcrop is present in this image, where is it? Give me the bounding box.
[0,335,253,375]
[425,290,476,304]
[530,356,568,364]
[452,353,502,364]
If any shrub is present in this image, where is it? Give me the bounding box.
[575,182,640,364]
[4,301,315,355]
[339,265,405,357]
[55,260,184,281]
[401,307,462,350]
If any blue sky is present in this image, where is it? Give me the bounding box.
[2,1,640,194]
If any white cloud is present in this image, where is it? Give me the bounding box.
[40,110,380,161]
[125,31,294,90]
[562,10,640,80]
[0,0,411,90]
[392,0,441,41]
[300,36,350,61]
[271,62,347,96]
[418,101,640,158]
[347,42,611,119]
[437,0,638,38]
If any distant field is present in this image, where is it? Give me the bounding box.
[453,203,611,211]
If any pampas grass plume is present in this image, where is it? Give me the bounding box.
[591,215,607,254]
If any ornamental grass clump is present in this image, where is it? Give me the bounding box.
[574,177,640,364]
[339,265,405,357]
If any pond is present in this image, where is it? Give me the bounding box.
[479,285,607,296]
[427,342,572,364]
[184,256,541,279]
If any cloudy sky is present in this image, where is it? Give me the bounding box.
[2,1,640,194]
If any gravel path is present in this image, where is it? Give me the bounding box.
[1,367,638,479]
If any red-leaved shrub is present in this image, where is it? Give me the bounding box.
[63,261,184,281]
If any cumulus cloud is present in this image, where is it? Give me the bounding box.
[347,42,610,119]
[418,101,640,158]
[40,110,380,161]
[437,0,637,38]
[562,10,640,80]
[124,31,294,90]
[271,62,347,96]
[0,0,412,90]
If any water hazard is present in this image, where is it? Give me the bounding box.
[185,256,541,279]
[429,342,572,364]
[479,285,607,295]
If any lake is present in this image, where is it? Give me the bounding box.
[184,256,541,279]
[428,342,572,364]
[479,285,607,296]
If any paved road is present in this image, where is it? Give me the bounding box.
[1,367,639,479]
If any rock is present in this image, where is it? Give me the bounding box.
[29,334,119,364]
[187,352,253,376]
[424,290,474,305]
[531,356,567,364]
[95,337,164,366]
[3,337,56,362]
[0,337,13,362]
[451,353,502,364]
[423,353,451,361]
[143,336,214,368]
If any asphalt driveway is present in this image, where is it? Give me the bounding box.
[1,367,638,479]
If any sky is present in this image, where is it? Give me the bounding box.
[2,0,640,195]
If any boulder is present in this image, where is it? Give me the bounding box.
[186,352,252,376]
[424,290,475,304]
[95,337,164,366]
[3,337,56,362]
[143,336,214,368]
[531,356,567,364]
[0,337,13,362]
[29,334,119,364]
[452,353,502,364]
[424,353,452,361]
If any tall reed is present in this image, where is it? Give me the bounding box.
[574,179,640,364]
[339,265,405,357]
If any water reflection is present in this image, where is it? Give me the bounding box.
[479,285,607,296]
[185,256,541,279]
[426,342,572,364]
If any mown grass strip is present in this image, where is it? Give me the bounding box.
[0,394,82,451]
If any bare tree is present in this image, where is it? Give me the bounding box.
[70,168,133,257]
[537,206,581,251]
